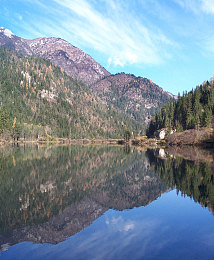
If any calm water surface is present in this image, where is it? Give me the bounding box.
[0,145,214,260]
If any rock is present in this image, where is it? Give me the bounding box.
[154,128,167,140]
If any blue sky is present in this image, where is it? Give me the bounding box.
[1,0,214,94]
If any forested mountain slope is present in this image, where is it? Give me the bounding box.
[147,80,214,137]
[0,47,141,140]
[91,73,173,126]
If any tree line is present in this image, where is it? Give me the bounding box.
[147,81,214,137]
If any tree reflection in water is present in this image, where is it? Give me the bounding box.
[146,148,214,214]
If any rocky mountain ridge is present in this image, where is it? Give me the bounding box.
[24,37,110,85]
[0,27,33,55]
[0,27,110,85]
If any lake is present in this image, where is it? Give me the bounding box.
[0,144,214,260]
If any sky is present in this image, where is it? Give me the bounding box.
[1,0,214,95]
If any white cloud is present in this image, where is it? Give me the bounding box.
[174,0,214,14]
[113,57,125,67]
[201,0,214,14]
[173,0,200,14]
[105,219,110,225]
[107,57,112,68]
[106,215,135,232]
[20,0,174,67]
[123,223,135,232]
[111,216,123,225]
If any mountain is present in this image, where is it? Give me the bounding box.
[90,73,172,125]
[0,47,140,139]
[0,27,33,56]
[0,27,110,85]
[25,37,111,85]
[0,28,173,131]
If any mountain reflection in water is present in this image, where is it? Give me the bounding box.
[0,144,214,259]
[0,145,167,249]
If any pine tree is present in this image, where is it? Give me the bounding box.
[202,106,212,127]
[0,106,10,134]
[146,80,214,136]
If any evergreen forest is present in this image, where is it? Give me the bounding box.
[147,81,214,137]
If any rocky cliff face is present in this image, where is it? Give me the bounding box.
[0,27,110,85]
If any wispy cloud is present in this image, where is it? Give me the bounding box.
[173,0,200,14]
[174,0,214,15]
[202,36,214,54]
[16,0,174,68]
[201,0,214,14]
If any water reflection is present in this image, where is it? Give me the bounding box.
[0,144,214,258]
[0,145,167,249]
[146,147,214,213]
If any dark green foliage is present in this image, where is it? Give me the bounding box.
[0,47,141,139]
[0,105,10,134]
[124,129,132,141]
[147,82,214,137]
[147,149,214,213]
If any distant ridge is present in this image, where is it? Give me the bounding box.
[90,73,172,125]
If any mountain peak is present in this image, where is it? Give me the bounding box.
[0,30,110,85]
[0,27,14,38]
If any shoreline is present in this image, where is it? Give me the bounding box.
[0,128,213,148]
[0,136,164,148]
[0,137,213,165]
